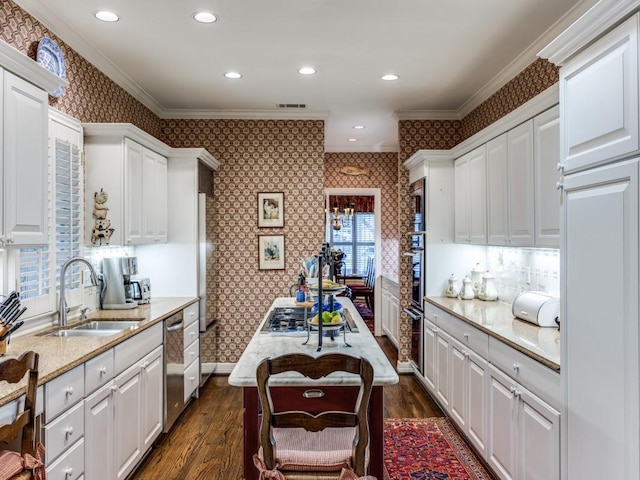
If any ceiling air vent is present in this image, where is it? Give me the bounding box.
[277,103,307,109]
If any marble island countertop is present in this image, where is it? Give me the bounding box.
[228,297,399,387]
[0,296,198,407]
[427,296,560,371]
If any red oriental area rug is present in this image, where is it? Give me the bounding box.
[384,417,493,480]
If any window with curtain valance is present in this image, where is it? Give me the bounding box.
[328,195,374,213]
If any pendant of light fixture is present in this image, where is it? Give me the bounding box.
[331,203,355,231]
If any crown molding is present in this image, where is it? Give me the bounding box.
[403,150,452,170]
[12,0,165,116]
[451,84,559,158]
[159,109,329,120]
[458,0,597,117]
[324,144,399,153]
[539,0,640,65]
[394,110,460,121]
[0,39,65,94]
[82,122,173,156]
[170,148,220,170]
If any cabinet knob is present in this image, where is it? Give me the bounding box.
[64,468,73,477]
[65,426,74,437]
[557,163,565,173]
[513,363,520,372]
[111,385,118,392]
[65,387,74,397]
[556,181,564,191]
[99,367,107,375]
[463,333,469,339]
[5,237,13,245]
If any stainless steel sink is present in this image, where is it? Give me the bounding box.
[73,320,141,331]
[42,320,141,337]
[45,329,122,337]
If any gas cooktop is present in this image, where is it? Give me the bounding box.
[261,306,359,335]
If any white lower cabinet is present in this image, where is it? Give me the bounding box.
[487,365,559,480]
[85,344,164,480]
[381,288,399,348]
[420,302,559,480]
[449,336,488,459]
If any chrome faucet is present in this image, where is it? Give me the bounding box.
[59,256,100,327]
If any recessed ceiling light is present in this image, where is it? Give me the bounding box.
[381,74,399,81]
[348,138,358,142]
[94,11,119,22]
[193,12,217,23]
[298,67,316,75]
[353,125,365,130]
[224,72,242,79]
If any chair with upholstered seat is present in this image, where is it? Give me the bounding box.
[350,259,375,312]
[254,353,375,479]
[0,351,44,480]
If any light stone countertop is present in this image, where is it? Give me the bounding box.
[426,296,560,371]
[228,297,399,387]
[0,297,198,407]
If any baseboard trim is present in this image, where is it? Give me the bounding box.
[215,363,236,375]
[396,361,413,374]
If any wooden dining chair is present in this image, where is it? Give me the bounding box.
[254,353,375,479]
[350,259,375,312]
[0,351,44,480]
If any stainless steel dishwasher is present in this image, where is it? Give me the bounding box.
[164,311,184,432]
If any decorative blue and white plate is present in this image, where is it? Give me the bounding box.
[36,37,66,98]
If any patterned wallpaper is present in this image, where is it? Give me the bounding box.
[0,0,161,137]
[324,152,399,276]
[160,119,325,363]
[1,0,561,366]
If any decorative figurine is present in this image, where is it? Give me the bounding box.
[91,188,115,245]
[445,274,459,298]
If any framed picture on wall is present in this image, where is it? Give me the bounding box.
[258,192,284,228]
[258,235,285,270]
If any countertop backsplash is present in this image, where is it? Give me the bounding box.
[485,246,560,305]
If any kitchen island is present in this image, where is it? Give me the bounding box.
[229,297,398,480]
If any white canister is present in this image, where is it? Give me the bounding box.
[479,271,498,301]
[445,274,459,298]
[470,263,484,298]
[460,276,475,300]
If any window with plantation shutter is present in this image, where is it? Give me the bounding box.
[54,139,83,294]
[329,212,375,276]
[16,114,84,318]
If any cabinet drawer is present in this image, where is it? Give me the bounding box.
[85,348,114,395]
[183,357,199,403]
[45,365,85,422]
[184,338,199,367]
[183,319,199,347]
[44,400,84,463]
[423,302,447,324]
[270,386,361,413]
[438,312,489,359]
[115,322,162,375]
[489,336,560,409]
[46,436,84,480]
[183,302,199,327]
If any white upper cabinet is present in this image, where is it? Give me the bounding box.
[2,70,49,247]
[84,124,169,247]
[534,106,561,247]
[486,134,509,245]
[455,146,487,244]
[507,120,535,246]
[560,13,639,173]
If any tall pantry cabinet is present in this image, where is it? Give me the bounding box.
[540,4,640,479]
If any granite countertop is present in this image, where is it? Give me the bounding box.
[426,296,560,371]
[0,296,198,407]
[228,297,399,387]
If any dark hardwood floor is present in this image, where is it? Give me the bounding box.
[130,336,443,480]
